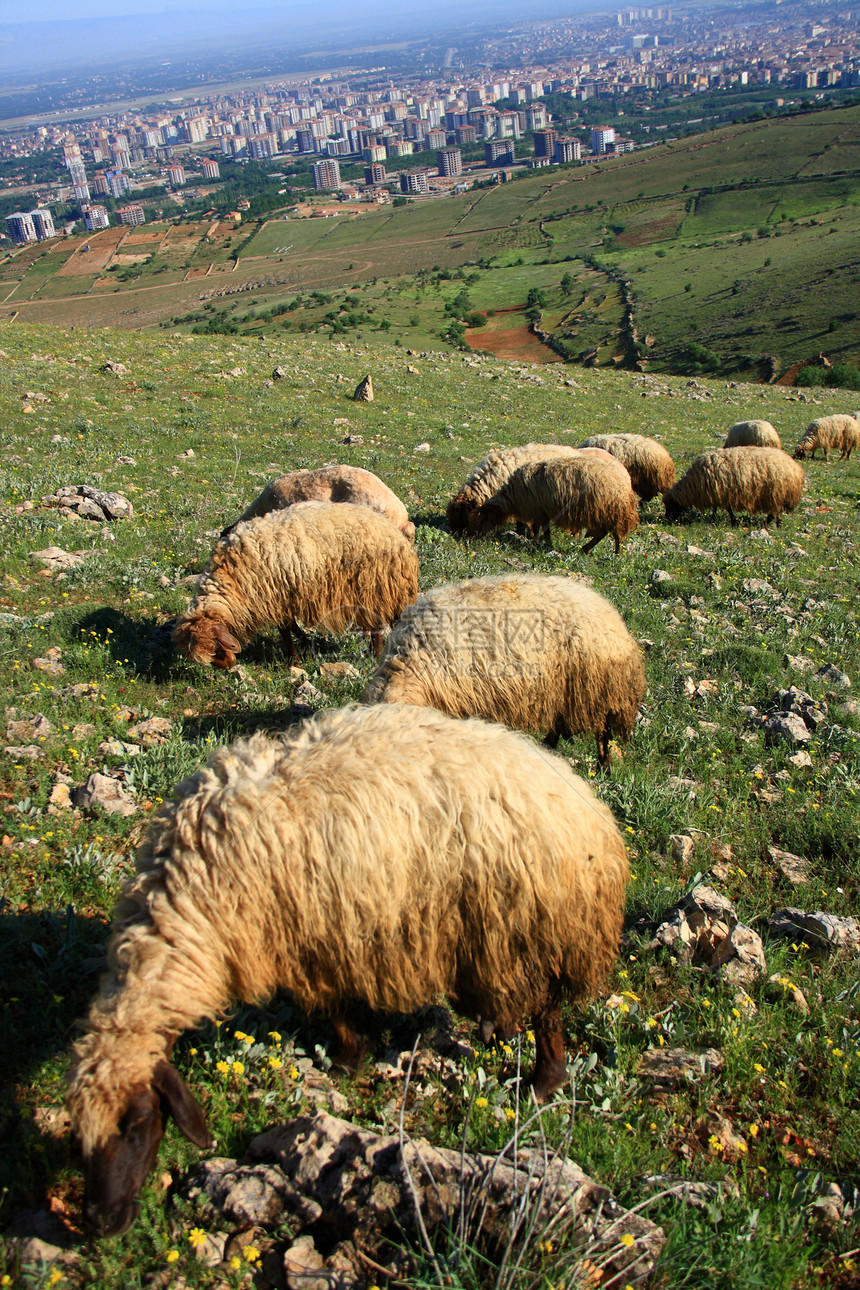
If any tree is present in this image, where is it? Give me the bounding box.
[560,272,574,296]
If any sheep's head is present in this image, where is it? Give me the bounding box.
[470,502,505,536]
[83,1060,212,1237]
[793,443,810,460]
[445,499,473,535]
[402,519,417,542]
[173,615,241,669]
[662,492,684,523]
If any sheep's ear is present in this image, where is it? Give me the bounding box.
[212,623,241,652]
[152,1060,214,1150]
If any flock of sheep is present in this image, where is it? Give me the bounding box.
[66,409,859,1236]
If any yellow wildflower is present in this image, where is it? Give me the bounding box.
[232,1060,245,1075]
[619,1233,635,1248]
[188,1227,207,1248]
[166,1250,180,1263]
[475,1096,488,1109]
[216,1060,230,1074]
[244,1245,261,1263]
[269,1055,283,1070]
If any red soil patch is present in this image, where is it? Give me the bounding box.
[614,216,682,248]
[466,323,563,363]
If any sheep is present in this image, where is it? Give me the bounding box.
[473,455,640,553]
[173,501,419,667]
[446,443,581,535]
[362,574,646,771]
[724,419,781,450]
[663,447,804,526]
[578,433,676,501]
[66,702,629,1236]
[792,414,860,461]
[221,464,415,541]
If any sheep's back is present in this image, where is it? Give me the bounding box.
[579,433,676,499]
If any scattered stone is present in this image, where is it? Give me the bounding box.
[352,375,373,402]
[783,653,815,674]
[71,723,96,741]
[816,662,850,690]
[747,529,773,542]
[768,909,860,954]
[179,448,196,459]
[414,442,431,454]
[4,1208,80,1275]
[283,1235,329,1290]
[52,484,133,521]
[48,782,72,811]
[767,846,810,884]
[4,744,42,760]
[762,713,812,747]
[229,366,246,378]
[839,699,860,720]
[126,716,173,746]
[100,360,128,376]
[686,545,714,559]
[788,750,813,769]
[669,834,695,865]
[649,884,765,984]
[651,569,673,585]
[637,1046,724,1091]
[743,578,778,596]
[318,662,360,680]
[6,713,54,743]
[809,1182,852,1226]
[272,366,288,380]
[33,647,65,676]
[72,773,137,817]
[288,666,308,682]
[294,680,323,706]
[98,739,142,758]
[29,547,87,571]
[115,455,137,465]
[342,434,363,445]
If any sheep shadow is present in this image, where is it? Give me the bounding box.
[0,905,109,1226]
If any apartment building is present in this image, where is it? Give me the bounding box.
[311,158,341,189]
[437,146,463,176]
[83,204,110,231]
[116,204,146,226]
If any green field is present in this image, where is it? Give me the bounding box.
[0,322,859,1286]
[3,102,860,376]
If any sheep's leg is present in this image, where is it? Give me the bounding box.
[544,717,571,750]
[530,1004,567,1103]
[726,506,737,527]
[597,726,612,773]
[613,532,621,555]
[516,520,527,536]
[370,629,385,658]
[280,623,301,662]
[581,532,604,555]
[330,1014,368,1071]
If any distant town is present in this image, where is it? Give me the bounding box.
[3,0,859,246]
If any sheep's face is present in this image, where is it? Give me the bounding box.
[471,503,504,536]
[793,444,810,460]
[173,616,241,669]
[662,494,684,523]
[446,500,472,535]
[84,1061,212,1238]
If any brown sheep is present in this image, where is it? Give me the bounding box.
[663,447,804,526]
[578,433,676,501]
[362,573,646,771]
[724,420,781,450]
[221,464,415,540]
[66,703,629,1235]
[473,455,640,554]
[792,414,860,461]
[446,443,581,535]
[173,501,419,666]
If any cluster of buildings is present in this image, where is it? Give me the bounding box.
[2,0,859,237]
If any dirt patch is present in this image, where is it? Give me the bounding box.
[466,323,563,364]
[114,254,151,266]
[123,231,163,246]
[615,216,683,248]
[55,229,126,277]
[184,267,211,280]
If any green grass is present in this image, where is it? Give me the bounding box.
[0,322,859,1285]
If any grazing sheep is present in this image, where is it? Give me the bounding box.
[446,443,580,535]
[724,419,781,450]
[793,414,860,461]
[363,574,646,771]
[578,433,676,501]
[222,465,415,541]
[173,501,419,666]
[473,455,640,553]
[663,447,804,526]
[66,702,629,1236]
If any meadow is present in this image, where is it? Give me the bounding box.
[0,320,859,1287]
[2,101,860,376]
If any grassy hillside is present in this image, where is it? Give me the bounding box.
[3,102,860,379]
[1,322,859,1285]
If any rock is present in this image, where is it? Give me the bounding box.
[768,909,860,953]
[763,712,811,747]
[686,545,714,559]
[747,529,773,542]
[414,442,431,453]
[4,1207,80,1274]
[184,1158,300,1228]
[342,434,363,445]
[711,923,767,987]
[352,375,373,402]
[839,699,860,719]
[809,1182,851,1226]
[48,782,72,810]
[783,654,815,674]
[4,744,42,760]
[115,455,137,465]
[767,846,810,884]
[293,680,324,707]
[743,578,778,596]
[98,739,142,758]
[126,716,173,746]
[33,647,66,676]
[283,1235,329,1290]
[288,666,308,682]
[101,360,128,376]
[54,485,133,521]
[298,1072,350,1116]
[272,366,288,380]
[179,448,195,459]
[669,834,695,865]
[318,662,360,680]
[651,569,673,585]
[637,1047,724,1091]
[29,547,86,571]
[73,773,137,817]
[788,750,813,769]
[71,723,96,740]
[816,663,850,690]
[234,1111,665,1285]
[6,713,54,743]
[649,884,765,983]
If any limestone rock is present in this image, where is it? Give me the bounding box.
[767,846,810,884]
[100,360,128,376]
[637,1047,724,1091]
[33,647,66,675]
[352,375,373,402]
[762,712,811,747]
[73,773,137,817]
[768,908,860,953]
[126,716,173,746]
[817,662,850,690]
[29,547,86,571]
[318,662,360,681]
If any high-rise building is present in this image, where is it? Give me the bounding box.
[591,126,616,153]
[116,204,146,226]
[166,164,186,188]
[400,169,430,194]
[364,163,387,185]
[5,212,36,244]
[555,137,582,163]
[201,158,221,179]
[533,130,558,158]
[455,125,477,145]
[426,129,447,150]
[485,139,515,166]
[107,170,131,198]
[29,209,56,240]
[437,146,462,177]
[83,204,111,231]
[311,158,341,189]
